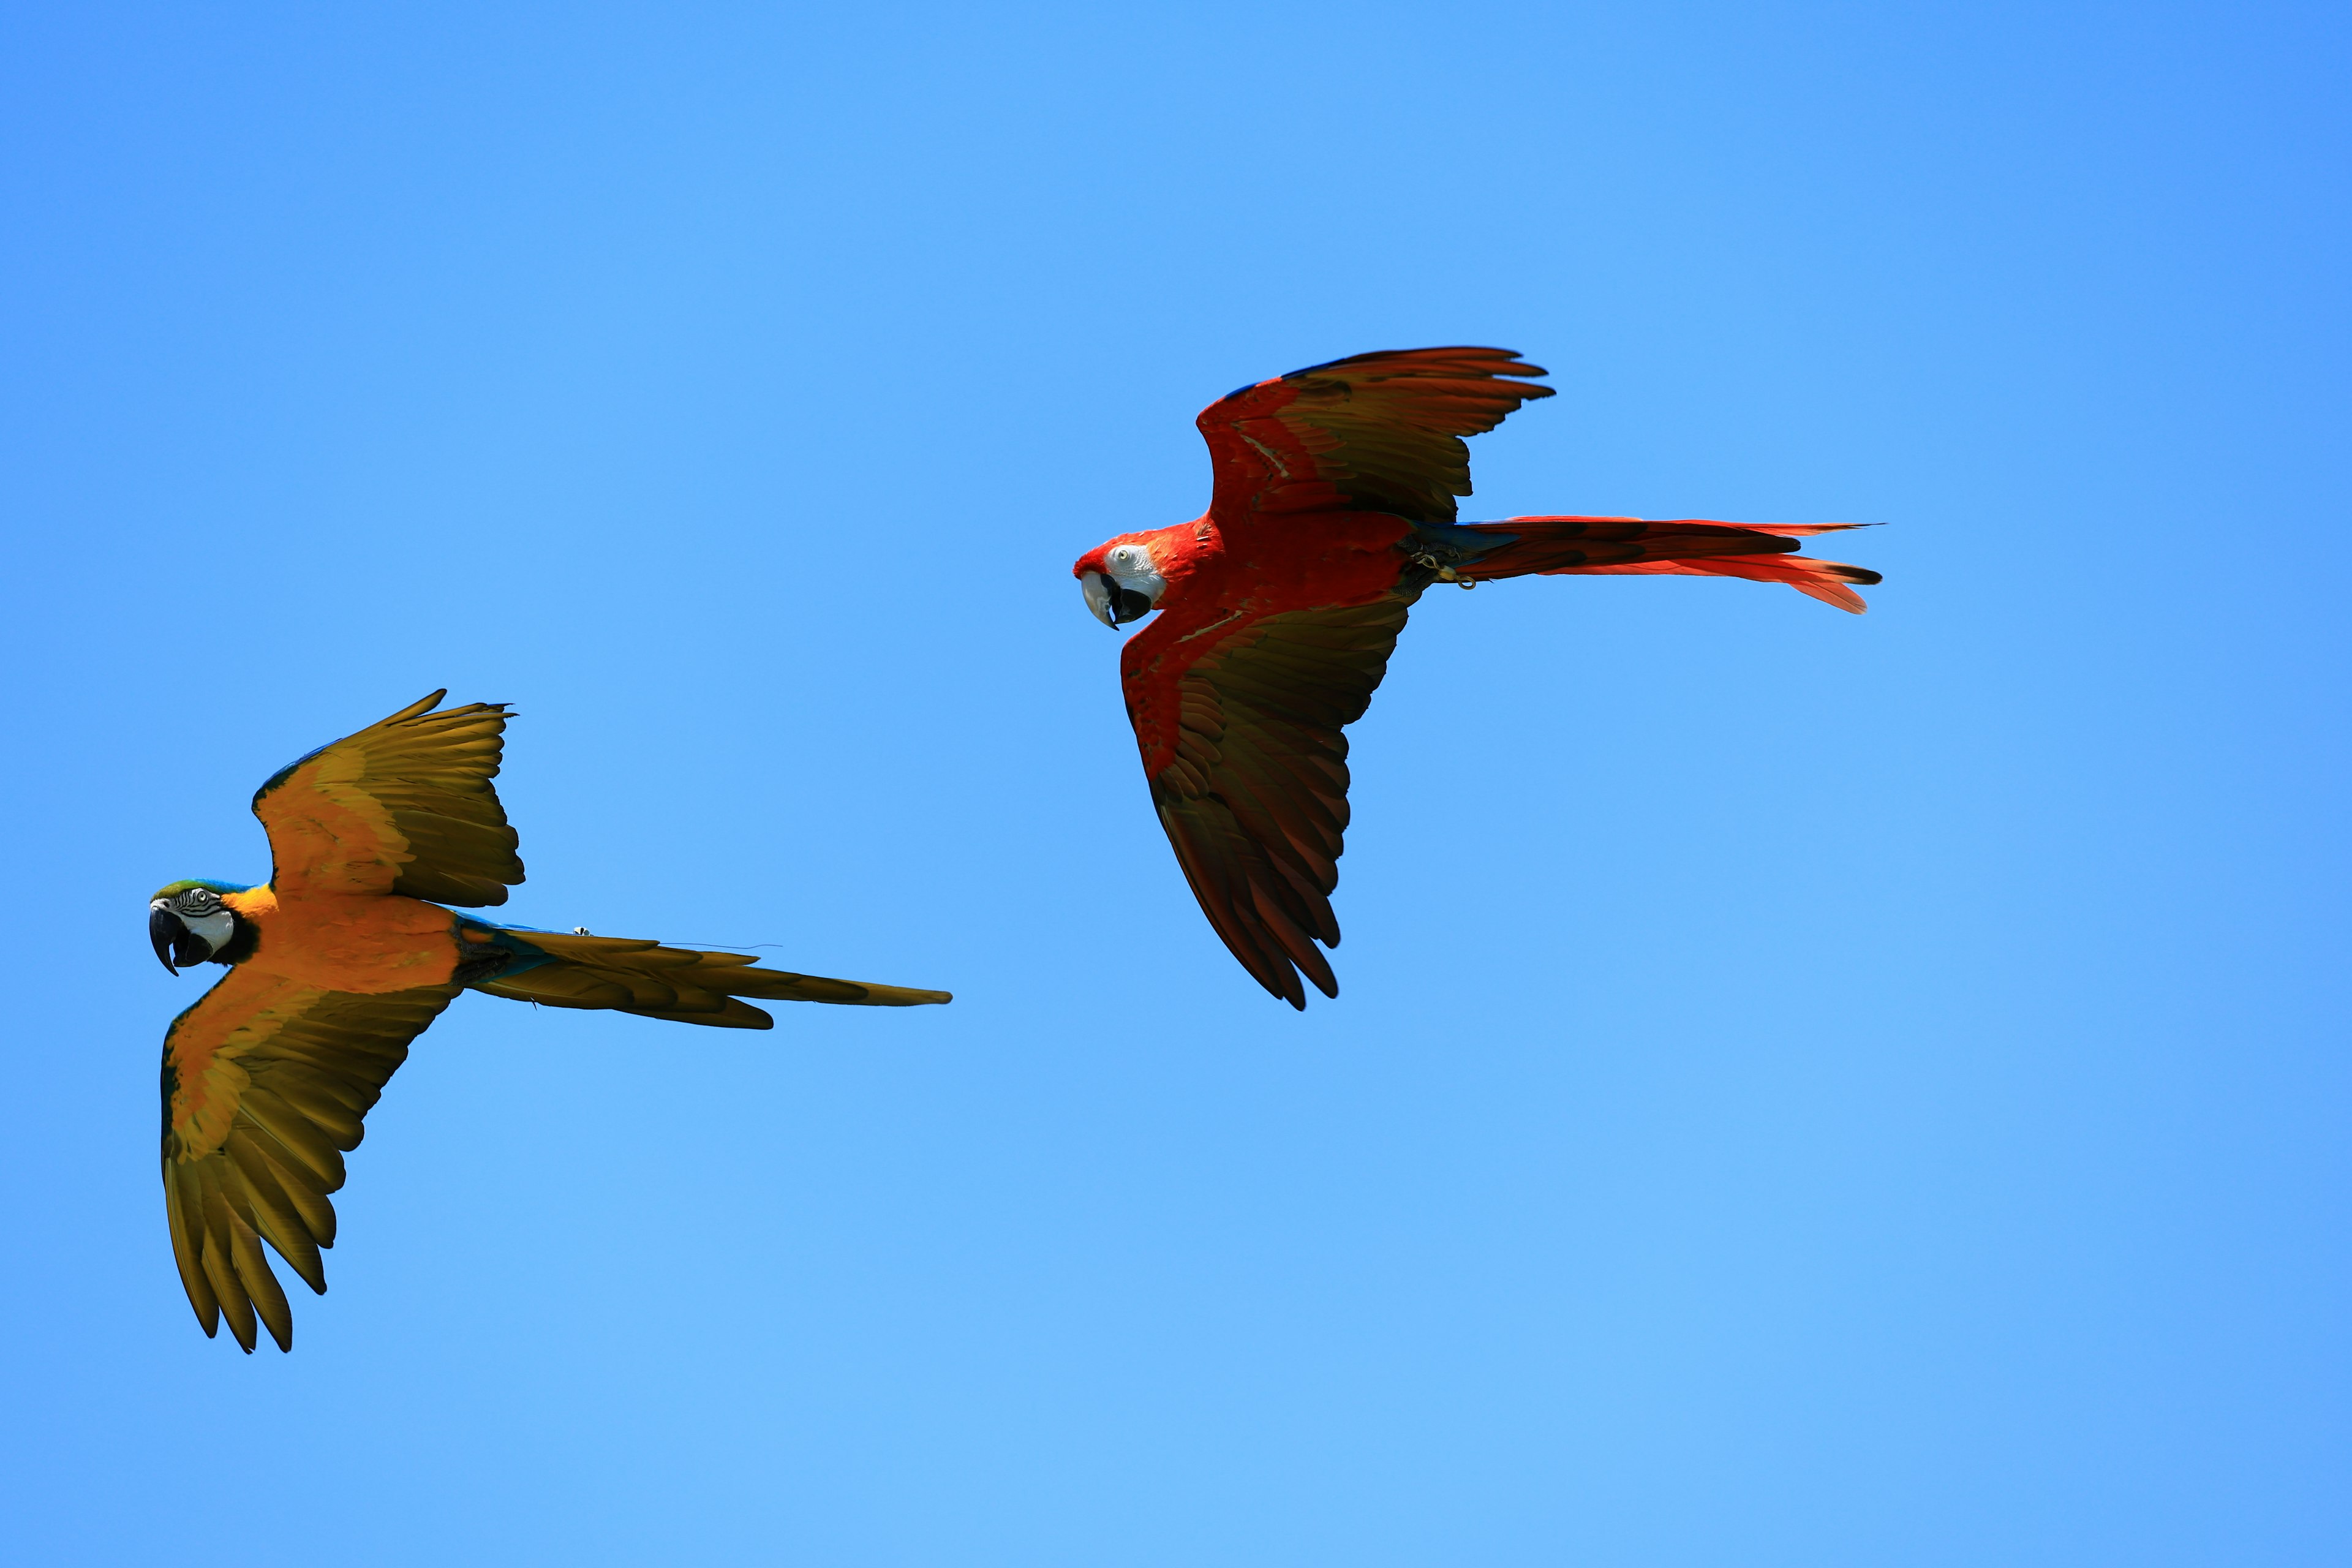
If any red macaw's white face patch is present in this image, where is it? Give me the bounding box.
[1080,541,1167,627]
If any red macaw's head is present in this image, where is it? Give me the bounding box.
[1072,528,1188,628]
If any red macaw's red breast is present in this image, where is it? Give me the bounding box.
[1101,511,1418,778]
[1079,511,1417,616]
[223,884,463,994]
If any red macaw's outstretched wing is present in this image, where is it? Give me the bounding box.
[1124,596,1414,1008]
[1197,347,1554,524]
[160,965,458,1351]
[253,690,524,906]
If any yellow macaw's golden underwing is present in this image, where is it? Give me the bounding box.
[153,692,949,1353]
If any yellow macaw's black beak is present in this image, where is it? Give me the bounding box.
[150,907,207,974]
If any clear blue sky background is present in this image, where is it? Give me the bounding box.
[4,3,2346,1562]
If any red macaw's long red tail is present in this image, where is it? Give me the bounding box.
[1456,516,1882,613]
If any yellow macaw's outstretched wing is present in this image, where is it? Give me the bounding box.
[160,963,457,1352]
[253,690,524,907]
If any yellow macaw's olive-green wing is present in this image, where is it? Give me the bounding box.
[253,690,524,907]
[160,963,457,1352]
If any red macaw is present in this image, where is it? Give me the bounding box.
[148,692,948,1351]
[1072,347,1880,1009]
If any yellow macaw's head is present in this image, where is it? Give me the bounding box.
[148,880,253,975]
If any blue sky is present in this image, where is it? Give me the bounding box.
[3,2,2347,1562]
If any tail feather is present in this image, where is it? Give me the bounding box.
[463,925,951,1028]
[1457,515,1882,614]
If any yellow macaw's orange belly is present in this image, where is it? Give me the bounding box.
[222,886,461,993]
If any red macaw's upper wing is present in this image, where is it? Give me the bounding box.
[252,691,524,906]
[160,963,458,1351]
[1197,347,1554,524]
[1123,595,1414,1008]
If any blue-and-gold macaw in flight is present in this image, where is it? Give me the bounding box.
[149,691,949,1352]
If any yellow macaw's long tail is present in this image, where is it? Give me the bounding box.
[459,924,950,1028]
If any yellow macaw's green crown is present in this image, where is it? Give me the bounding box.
[151,878,254,902]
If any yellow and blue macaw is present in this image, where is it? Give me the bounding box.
[149,691,949,1352]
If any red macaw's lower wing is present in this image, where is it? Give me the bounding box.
[1457,516,1883,612]
[160,965,458,1351]
[1128,596,1414,1008]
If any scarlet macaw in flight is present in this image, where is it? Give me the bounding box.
[1072,347,1880,1009]
[148,692,948,1352]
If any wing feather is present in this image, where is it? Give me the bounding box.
[1199,347,1553,524]
[222,1141,326,1293]
[197,1180,257,1351]
[164,1165,217,1335]
[1129,596,1413,1006]
[160,965,455,1351]
[252,691,525,907]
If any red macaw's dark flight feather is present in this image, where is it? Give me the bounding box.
[1092,347,1883,1008]
[1199,346,1555,522]
[157,692,948,1351]
[1147,598,1410,1008]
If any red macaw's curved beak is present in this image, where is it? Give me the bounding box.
[149,904,209,974]
[1080,570,1154,628]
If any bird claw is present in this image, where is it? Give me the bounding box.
[1408,551,1478,588]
